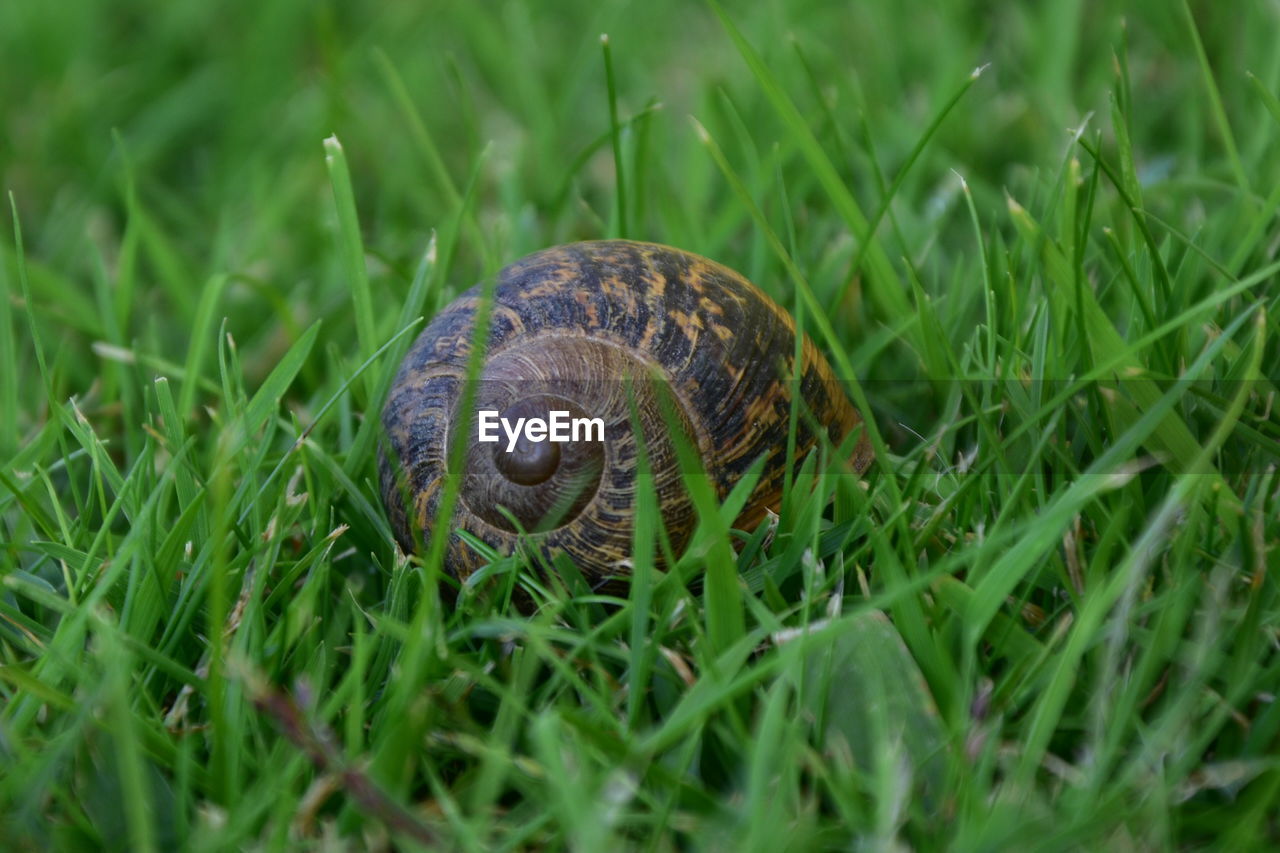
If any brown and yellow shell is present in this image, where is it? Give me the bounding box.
[380,240,872,583]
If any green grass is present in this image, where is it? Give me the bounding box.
[3,0,1279,849]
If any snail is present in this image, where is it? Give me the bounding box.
[379,240,873,584]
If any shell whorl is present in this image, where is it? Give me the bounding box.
[380,240,871,583]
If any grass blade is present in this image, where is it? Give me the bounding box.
[1178,0,1249,194]
[601,33,628,239]
[324,135,376,397]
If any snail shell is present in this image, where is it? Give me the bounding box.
[380,240,872,583]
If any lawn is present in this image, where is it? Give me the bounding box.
[2,0,1279,849]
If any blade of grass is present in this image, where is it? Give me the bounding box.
[98,617,158,853]
[8,193,53,405]
[324,136,377,401]
[0,227,16,458]
[1178,0,1249,195]
[1247,71,1280,128]
[601,34,628,239]
[343,233,439,477]
[372,48,488,264]
[627,383,659,730]
[178,274,229,418]
[836,64,986,308]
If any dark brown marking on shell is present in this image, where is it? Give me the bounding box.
[380,240,872,583]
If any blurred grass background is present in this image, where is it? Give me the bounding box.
[7,0,1274,399]
[2,0,1279,849]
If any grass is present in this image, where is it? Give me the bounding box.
[2,0,1279,849]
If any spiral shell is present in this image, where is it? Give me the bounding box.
[380,240,872,582]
